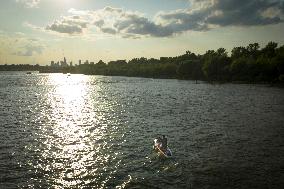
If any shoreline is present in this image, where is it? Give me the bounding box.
[1,70,283,87]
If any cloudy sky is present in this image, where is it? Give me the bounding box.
[0,0,284,65]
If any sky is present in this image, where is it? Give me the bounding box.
[0,0,284,65]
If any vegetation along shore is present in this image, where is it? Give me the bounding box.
[1,42,283,84]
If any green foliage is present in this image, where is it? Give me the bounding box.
[231,46,248,59]
[202,48,230,81]
[1,41,283,83]
[230,57,250,81]
[177,60,203,80]
[262,42,278,58]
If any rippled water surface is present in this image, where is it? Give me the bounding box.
[0,72,284,188]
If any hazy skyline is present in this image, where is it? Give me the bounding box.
[0,0,284,65]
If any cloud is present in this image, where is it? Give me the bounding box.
[15,44,44,56]
[45,16,88,34]
[90,7,177,37]
[14,37,45,56]
[205,0,284,26]
[157,0,284,31]
[103,6,123,13]
[155,8,210,32]
[44,1,284,38]
[91,5,208,37]
[43,7,175,37]
[0,32,45,56]
[16,0,40,8]
[23,21,42,30]
[100,27,117,34]
[94,20,104,27]
[111,12,173,37]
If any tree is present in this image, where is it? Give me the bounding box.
[177,60,203,81]
[262,41,278,58]
[247,43,260,59]
[230,57,249,81]
[202,48,231,81]
[231,46,248,59]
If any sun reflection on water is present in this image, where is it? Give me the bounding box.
[16,74,129,188]
[45,74,93,187]
[36,74,117,188]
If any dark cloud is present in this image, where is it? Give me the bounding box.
[103,6,122,13]
[98,0,284,38]
[206,0,284,26]
[101,27,117,34]
[156,8,210,32]
[72,15,81,19]
[94,20,104,27]
[102,7,209,37]
[113,13,173,37]
[46,22,82,34]
[158,0,283,30]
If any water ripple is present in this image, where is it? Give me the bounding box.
[0,73,284,188]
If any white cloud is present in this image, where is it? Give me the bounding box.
[23,22,42,30]
[0,31,45,56]
[63,7,176,37]
[16,0,40,8]
[15,44,44,56]
[45,15,88,34]
[40,1,284,38]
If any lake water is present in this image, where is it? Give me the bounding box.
[0,72,284,189]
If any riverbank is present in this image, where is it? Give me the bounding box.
[1,41,284,84]
[1,70,284,87]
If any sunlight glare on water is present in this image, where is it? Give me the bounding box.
[45,74,92,187]
[28,74,123,188]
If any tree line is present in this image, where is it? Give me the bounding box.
[1,41,284,83]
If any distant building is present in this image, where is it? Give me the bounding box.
[60,57,68,67]
[50,61,59,67]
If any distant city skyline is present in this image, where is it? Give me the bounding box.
[0,0,284,65]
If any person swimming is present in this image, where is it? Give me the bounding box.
[161,135,168,150]
[156,136,162,148]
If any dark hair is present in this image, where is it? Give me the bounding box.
[162,135,165,138]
